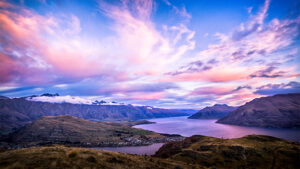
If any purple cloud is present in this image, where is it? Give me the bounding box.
[255,81,300,95]
[250,66,285,78]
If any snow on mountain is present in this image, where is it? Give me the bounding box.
[26,95,124,106]
[27,95,94,105]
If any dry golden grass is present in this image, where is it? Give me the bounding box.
[0,145,192,169]
[155,135,300,169]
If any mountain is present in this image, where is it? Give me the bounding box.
[40,93,59,97]
[155,135,300,169]
[0,96,8,99]
[0,97,187,135]
[1,135,299,169]
[217,93,300,128]
[188,104,237,119]
[0,115,183,148]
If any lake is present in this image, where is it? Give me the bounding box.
[92,143,164,155]
[93,116,300,155]
[134,116,300,142]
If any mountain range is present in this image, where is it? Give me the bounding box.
[0,95,188,136]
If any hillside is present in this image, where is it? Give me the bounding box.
[217,93,300,128]
[0,146,188,169]
[155,135,300,169]
[0,115,183,148]
[1,135,299,169]
[188,104,236,119]
[0,97,187,135]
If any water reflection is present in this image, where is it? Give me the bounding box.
[134,116,300,142]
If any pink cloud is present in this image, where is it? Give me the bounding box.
[219,93,261,106]
[0,53,24,83]
[0,1,196,86]
[98,0,195,75]
[122,92,165,100]
[190,86,234,96]
[0,1,132,83]
[165,0,300,86]
[187,84,260,106]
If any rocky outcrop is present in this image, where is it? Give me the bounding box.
[217,93,300,128]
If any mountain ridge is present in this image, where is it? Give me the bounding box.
[217,93,300,128]
[0,97,188,136]
[188,104,237,119]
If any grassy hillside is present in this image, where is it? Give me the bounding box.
[155,135,300,169]
[1,135,299,169]
[0,146,189,169]
[0,115,183,148]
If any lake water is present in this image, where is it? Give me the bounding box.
[92,143,164,155]
[92,116,300,155]
[134,116,300,142]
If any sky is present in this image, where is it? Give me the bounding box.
[0,0,300,109]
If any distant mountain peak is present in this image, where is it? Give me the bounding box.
[188,104,236,119]
[41,93,59,97]
[213,104,229,107]
[0,96,9,99]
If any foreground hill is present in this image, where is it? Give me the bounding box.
[0,97,187,135]
[217,93,300,128]
[188,104,236,119]
[1,135,299,169]
[0,146,188,169]
[0,115,183,148]
[155,135,300,169]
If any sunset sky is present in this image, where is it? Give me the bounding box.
[0,0,299,108]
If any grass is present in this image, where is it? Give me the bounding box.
[0,145,189,169]
[155,135,300,169]
[1,135,299,169]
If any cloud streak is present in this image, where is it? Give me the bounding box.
[255,81,300,95]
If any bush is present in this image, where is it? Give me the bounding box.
[68,151,78,158]
[86,156,97,163]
